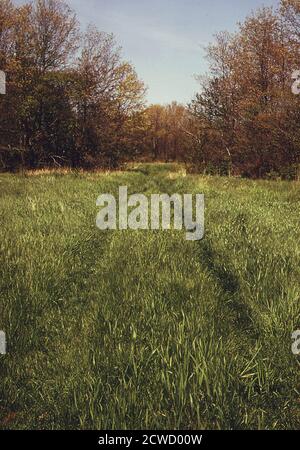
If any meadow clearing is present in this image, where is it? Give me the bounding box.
[0,163,299,430]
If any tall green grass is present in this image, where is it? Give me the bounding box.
[0,164,299,429]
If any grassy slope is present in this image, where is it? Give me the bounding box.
[0,163,299,430]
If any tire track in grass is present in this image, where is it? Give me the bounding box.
[63,168,190,429]
[0,168,158,429]
[11,167,167,429]
[197,239,257,337]
[194,204,299,429]
[71,167,248,429]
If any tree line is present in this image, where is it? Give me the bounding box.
[0,0,300,178]
[189,0,300,179]
[0,0,146,169]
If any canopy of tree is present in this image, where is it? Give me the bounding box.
[189,0,300,178]
[0,0,146,169]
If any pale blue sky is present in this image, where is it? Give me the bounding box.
[15,0,279,104]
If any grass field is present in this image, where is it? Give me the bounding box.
[0,163,299,430]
